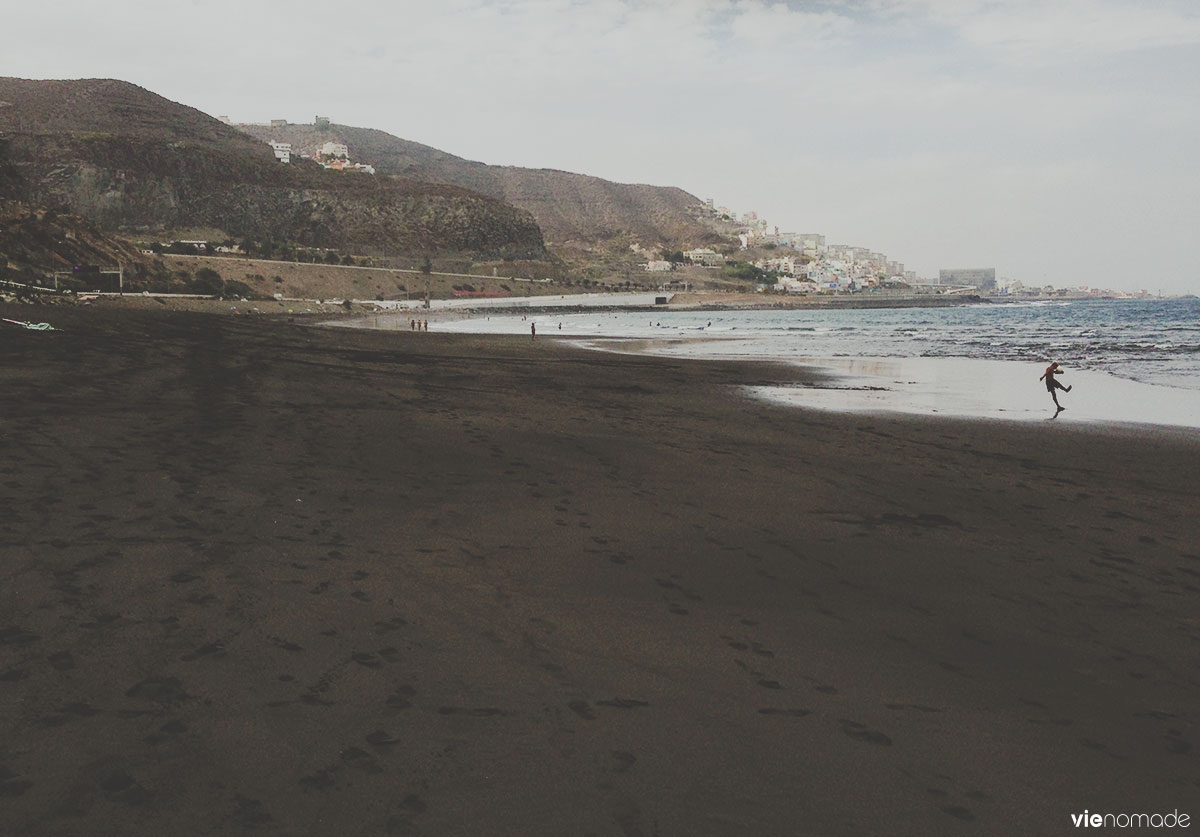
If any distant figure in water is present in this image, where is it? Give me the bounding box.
[1040,362,1072,411]
[531,322,536,341]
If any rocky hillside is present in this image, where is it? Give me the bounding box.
[239,122,733,248]
[0,78,548,260]
[0,199,145,287]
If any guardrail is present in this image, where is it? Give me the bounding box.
[160,253,552,283]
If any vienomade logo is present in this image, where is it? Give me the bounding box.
[1071,810,1190,828]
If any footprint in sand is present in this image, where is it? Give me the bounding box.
[839,719,893,746]
[125,677,191,705]
[611,751,637,773]
[373,616,407,634]
[342,746,384,774]
[47,651,75,671]
[1165,730,1192,754]
[365,730,401,747]
[758,708,811,717]
[437,706,505,716]
[568,700,595,720]
[180,642,224,662]
[0,768,33,798]
[941,806,975,821]
[386,686,415,709]
[596,698,649,709]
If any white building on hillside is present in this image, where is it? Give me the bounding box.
[320,141,349,159]
[684,248,725,266]
[323,159,376,174]
[269,141,292,163]
[774,256,805,276]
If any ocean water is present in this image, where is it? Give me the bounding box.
[385,297,1200,427]
[433,298,1198,389]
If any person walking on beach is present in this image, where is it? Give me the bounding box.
[531,322,536,341]
[1040,362,1072,411]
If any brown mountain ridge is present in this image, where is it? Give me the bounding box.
[0,78,547,261]
[237,121,733,249]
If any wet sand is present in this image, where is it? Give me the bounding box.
[2,306,1197,835]
[742,356,1200,428]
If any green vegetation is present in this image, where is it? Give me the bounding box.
[189,267,225,296]
[222,279,254,300]
[722,261,777,285]
[186,266,254,299]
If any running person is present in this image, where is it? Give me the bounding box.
[1039,362,1072,410]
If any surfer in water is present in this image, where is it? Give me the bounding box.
[1040,362,1072,412]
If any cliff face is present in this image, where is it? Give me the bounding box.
[0,78,548,260]
[0,199,145,283]
[238,123,730,248]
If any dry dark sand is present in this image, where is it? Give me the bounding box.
[2,306,1197,835]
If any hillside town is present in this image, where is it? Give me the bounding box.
[640,199,1156,300]
[214,115,1145,301]
[220,115,378,174]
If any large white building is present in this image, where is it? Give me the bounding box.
[938,268,996,290]
[319,141,349,159]
[757,256,805,276]
[269,141,291,164]
[684,248,725,266]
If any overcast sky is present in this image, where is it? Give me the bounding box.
[5,0,1199,292]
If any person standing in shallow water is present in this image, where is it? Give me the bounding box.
[1040,361,1072,411]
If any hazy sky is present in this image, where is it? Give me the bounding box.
[5,0,1199,292]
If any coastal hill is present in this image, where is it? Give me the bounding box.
[0,78,548,261]
[237,122,733,249]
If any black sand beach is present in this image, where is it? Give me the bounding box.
[2,306,1197,835]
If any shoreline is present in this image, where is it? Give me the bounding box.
[2,306,1197,834]
[347,304,1200,430]
[0,287,1054,318]
[726,355,1200,430]
[579,338,1200,431]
